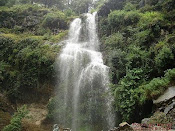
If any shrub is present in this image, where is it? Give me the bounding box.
[0,36,59,101]
[143,77,169,100]
[126,45,150,70]
[0,36,14,61]
[64,9,76,17]
[124,10,141,26]
[138,11,164,30]
[114,68,145,121]
[50,30,68,43]
[114,85,136,122]
[3,105,28,131]
[108,10,125,30]
[107,49,127,83]
[108,10,140,30]
[134,29,154,46]
[162,0,175,12]
[98,17,110,37]
[165,69,175,81]
[105,32,124,49]
[42,12,67,30]
[155,46,174,73]
[138,68,175,103]
[124,2,136,11]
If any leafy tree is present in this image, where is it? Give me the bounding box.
[70,0,93,14]
[155,46,174,73]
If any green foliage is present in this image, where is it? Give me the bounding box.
[0,3,68,36]
[114,68,175,122]
[70,0,92,14]
[50,30,68,43]
[0,2,69,103]
[134,29,153,46]
[107,49,126,83]
[162,0,175,12]
[3,105,28,131]
[0,36,60,101]
[124,2,136,11]
[6,0,17,7]
[98,17,110,37]
[19,0,29,4]
[148,111,173,125]
[126,45,151,71]
[155,46,174,73]
[47,97,57,119]
[108,10,125,30]
[64,9,76,17]
[114,68,144,122]
[105,32,124,49]
[0,36,14,61]
[99,0,175,124]
[42,12,67,30]
[124,10,141,25]
[108,10,140,32]
[138,11,164,29]
[138,68,175,103]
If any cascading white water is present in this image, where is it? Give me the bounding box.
[55,12,115,131]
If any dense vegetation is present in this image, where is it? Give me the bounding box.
[3,105,28,131]
[0,3,71,104]
[0,0,105,14]
[0,0,175,130]
[98,0,175,123]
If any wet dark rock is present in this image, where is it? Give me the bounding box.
[153,87,175,125]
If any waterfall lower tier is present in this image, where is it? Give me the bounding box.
[55,12,115,131]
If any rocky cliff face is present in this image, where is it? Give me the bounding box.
[130,87,175,130]
[152,87,175,129]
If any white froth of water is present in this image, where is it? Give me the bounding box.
[56,12,115,131]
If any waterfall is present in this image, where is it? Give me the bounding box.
[55,12,115,131]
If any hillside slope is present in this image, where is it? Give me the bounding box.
[0,4,72,130]
[98,0,175,124]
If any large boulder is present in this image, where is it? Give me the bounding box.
[153,87,175,105]
[153,87,175,118]
[141,118,150,127]
[110,122,134,131]
[119,122,134,131]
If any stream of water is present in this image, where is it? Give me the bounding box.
[56,12,115,131]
